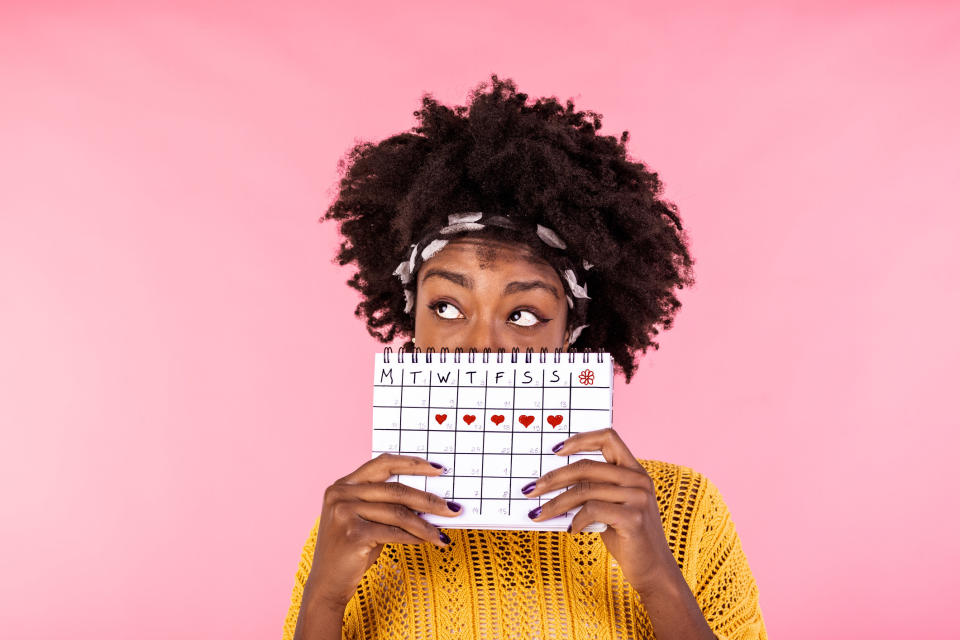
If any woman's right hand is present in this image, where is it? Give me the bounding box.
[300,453,462,614]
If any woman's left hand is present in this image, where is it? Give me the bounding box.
[523,427,678,597]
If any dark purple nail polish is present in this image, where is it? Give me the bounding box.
[566,524,572,533]
[552,440,565,453]
[521,481,536,495]
[429,461,445,470]
[528,505,542,519]
[447,501,462,512]
[438,531,451,545]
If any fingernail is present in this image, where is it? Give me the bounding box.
[528,506,542,519]
[438,531,451,545]
[429,461,445,470]
[552,441,565,453]
[521,481,536,495]
[566,524,572,533]
[447,501,462,512]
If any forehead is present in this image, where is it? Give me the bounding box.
[420,237,561,281]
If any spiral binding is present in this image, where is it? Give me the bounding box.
[382,346,606,364]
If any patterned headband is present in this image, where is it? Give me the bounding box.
[392,211,591,345]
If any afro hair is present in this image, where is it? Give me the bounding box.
[321,74,696,383]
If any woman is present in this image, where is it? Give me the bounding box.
[283,75,767,640]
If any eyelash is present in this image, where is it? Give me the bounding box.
[426,301,551,326]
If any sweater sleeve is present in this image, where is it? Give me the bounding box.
[280,516,321,640]
[693,476,768,640]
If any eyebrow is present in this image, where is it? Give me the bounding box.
[503,280,560,300]
[421,269,472,289]
[421,268,560,300]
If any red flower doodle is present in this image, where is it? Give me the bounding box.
[578,369,595,385]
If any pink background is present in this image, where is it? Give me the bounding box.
[1,2,958,638]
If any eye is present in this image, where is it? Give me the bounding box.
[429,301,465,320]
[508,309,543,327]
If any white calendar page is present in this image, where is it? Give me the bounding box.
[371,351,613,532]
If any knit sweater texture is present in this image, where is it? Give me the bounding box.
[281,458,767,639]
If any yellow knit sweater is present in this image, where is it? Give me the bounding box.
[281,459,767,639]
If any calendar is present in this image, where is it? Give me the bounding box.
[371,349,613,532]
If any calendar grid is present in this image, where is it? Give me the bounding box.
[452,368,460,500]
[567,371,573,467]
[398,368,404,434]
[372,408,608,414]
[373,408,608,413]
[479,370,487,513]
[508,368,516,516]
[372,353,613,531]
[374,383,604,390]
[425,369,432,473]
[538,369,546,509]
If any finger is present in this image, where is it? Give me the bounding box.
[340,481,463,516]
[524,458,649,497]
[568,499,632,534]
[353,501,450,546]
[528,482,636,522]
[552,428,644,470]
[339,453,447,485]
[353,519,441,547]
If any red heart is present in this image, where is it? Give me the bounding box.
[462,414,476,425]
[547,415,563,427]
[435,414,447,424]
[518,415,535,428]
[490,414,505,425]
